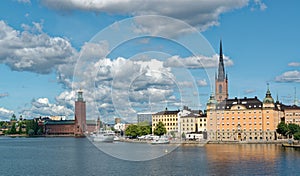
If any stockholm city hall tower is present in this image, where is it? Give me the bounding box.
[215,40,228,103]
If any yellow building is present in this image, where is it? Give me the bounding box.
[207,86,283,141]
[283,105,300,125]
[152,108,179,135]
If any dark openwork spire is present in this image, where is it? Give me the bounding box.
[217,40,225,81]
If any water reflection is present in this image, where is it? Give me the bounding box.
[205,144,295,175]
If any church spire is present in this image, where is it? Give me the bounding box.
[218,39,225,81]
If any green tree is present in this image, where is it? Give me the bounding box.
[154,121,167,136]
[125,124,139,138]
[294,132,300,141]
[28,129,34,136]
[9,122,17,134]
[138,125,151,136]
[288,123,300,136]
[276,122,289,136]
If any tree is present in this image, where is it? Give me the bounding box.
[294,132,300,141]
[276,122,289,136]
[154,121,167,136]
[288,123,300,136]
[9,122,17,134]
[125,124,139,138]
[28,129,35,136]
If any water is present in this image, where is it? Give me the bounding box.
[1,137,300,176]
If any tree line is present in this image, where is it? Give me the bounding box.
[277,122,300,140]
[125,121,167,138]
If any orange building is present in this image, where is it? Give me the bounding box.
[206,41,282,141]
[207,89,281,141]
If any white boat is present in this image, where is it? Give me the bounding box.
[151,136,170,144]
[92,129,115,142]
[113,136,120,141]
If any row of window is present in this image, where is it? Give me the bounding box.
[153,115,177,118]
[212,110,270,115]
[152,118,178,122]
[216,128,271,132]
[215,121,270,126]
[286,113,300,116]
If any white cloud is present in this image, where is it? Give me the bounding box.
[0,93,9,98]
[252,0,267,11]
[197,79,208,87]
[163,54,233,69]
[0,107,14,120]
[22,98,73,118]
[288,62,300,67]
[17,0,31,4]
[41,0,249,34]
[0,20,76,74]
[244,89,256,94]
[275,70,300,83]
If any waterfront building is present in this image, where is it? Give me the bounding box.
[206,41,282,141]
[207,90,282,141]
[282,104,300,125]
[152,108,179,135]
[137,112,153,126]
[45,90,88,136]
[178,106,206,139]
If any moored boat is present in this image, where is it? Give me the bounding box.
[151,136,170,144]
[92,129,115,142]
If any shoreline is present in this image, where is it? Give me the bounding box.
[1,135,295,145]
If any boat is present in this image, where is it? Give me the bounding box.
[151,136,170,144]
[282,143,300,148]
[113,136,120,141]
[92,129,115,142]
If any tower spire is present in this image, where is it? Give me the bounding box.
[218,39,225,81]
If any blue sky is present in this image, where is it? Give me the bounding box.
[0,0,299,122]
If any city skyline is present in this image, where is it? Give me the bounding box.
[0,1,299,122]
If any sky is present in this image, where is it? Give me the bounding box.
[0,0,299,122]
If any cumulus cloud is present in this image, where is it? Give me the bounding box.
[41,0,249,34]
[275,70,300,83]
[21,98,74,118]
[0,107,14,120]
[0,20,76,74]
[288,62,300,67]
[163,54,233,69]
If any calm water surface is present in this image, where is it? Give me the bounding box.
[0,137,300,176]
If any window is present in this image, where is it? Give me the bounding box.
[219,84,223,93]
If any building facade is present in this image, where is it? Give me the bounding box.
[45,90,87,136]
[207,89,282,141]
[282,105,300,125]
[152,108,179,135]
[137,112,153,126]
[207,41,283,141]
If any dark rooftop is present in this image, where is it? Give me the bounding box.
[217,97,262,110]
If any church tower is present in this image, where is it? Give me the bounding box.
[75,89,86,136]
[215,40,228,103]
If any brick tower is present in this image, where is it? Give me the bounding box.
[215,40,228,103]
[75,89,86,136]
